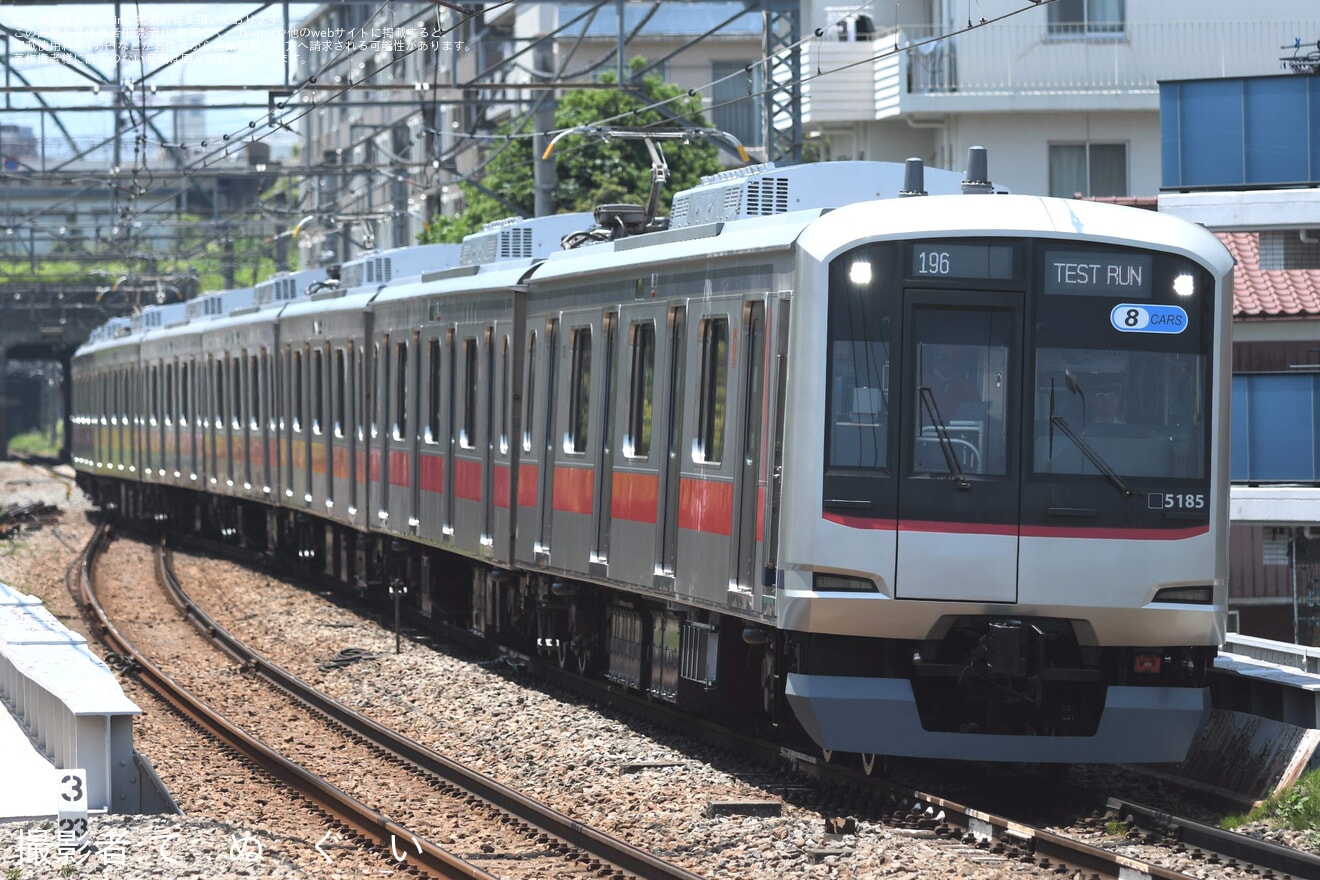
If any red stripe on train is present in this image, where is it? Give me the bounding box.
[419,452,444,494]
[388,450,411,487]
[678,478,732,536]
[454,458,483,501]
[611,471,658,523]
[823,513,1209,541]
[517,463,539,508]
[494,463,511,509]
[552,466,594,516]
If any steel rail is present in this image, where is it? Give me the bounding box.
[155,541,708,880]
[75,524,498,880]
[1109,796,1320,879]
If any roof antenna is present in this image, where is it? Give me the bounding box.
[962,146,994,194]
[899,158,926,197]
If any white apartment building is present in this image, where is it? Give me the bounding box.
[293,0,1315,264]
[294,1,761,264]
[802,0,1314,197]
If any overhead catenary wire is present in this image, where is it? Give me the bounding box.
[6,1,1062,274]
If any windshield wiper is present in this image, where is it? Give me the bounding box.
[918,386,971,491]
[1048,414,1135,498]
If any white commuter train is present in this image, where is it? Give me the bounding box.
[72,150,1233,764]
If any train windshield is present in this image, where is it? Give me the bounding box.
[1033,347,1205,481]
[823,238,1214,530]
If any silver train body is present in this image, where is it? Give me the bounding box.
[72,157,1233,763]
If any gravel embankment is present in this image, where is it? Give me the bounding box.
[0,462,1313,880]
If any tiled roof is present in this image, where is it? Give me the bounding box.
[1078,196,1320,318]
[1218,232,1320,318]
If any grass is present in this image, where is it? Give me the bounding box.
[1223,767,1320,837]
[7,426,62,459]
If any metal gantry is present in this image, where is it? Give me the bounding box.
[1,1,804,271]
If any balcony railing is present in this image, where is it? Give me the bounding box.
[802,20,1314,121]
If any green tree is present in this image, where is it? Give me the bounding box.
[420,61,726,243]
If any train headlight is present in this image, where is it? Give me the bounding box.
[1172,273,1195,297]
[848,260,872,286]
[1152,585,1213,604]
[812,573,877,593]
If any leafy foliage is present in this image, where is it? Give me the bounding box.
[420,61,725,243]
[0,214,281,295]
[7,426,63,459]
[1223,767,1320,833]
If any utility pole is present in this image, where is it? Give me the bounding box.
[531,8,558,217]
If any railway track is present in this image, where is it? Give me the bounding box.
[77,524,705,880]
[108,524,1320,880]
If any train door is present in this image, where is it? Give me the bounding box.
[592,311,618,572]
[352,344,365,522]
[895,291,1022,602]
[245,354,256,492]
[655,305,687,580]
[170,360,180,479]
[227,356,239,489]
[378,334,411,534]
[209,357,220,485]
[603,308,662,587]
[180,361,192,481]
[534,318,559,562]
[279,347,294,502]
[730,300,766,595]
[481,327,496,555]
[443,329,457,540]
[491,330,515,563]
[343,343,356,517]
[406,330,422,534]
[297,348,308,506]
[310,345,325,502]
[259,351,272,496]
[514,326,540,565]
[365,342,381,527]
[330,346,347,515]
[452,330,483,549]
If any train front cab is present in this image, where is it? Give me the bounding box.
[780,196,1234,764]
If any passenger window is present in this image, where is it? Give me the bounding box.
[149,366,159,427]
[180,363,189,427]
[369,345,379,439]
[523,332,537,452]
[567,327,592,454]
[312,349,324,435]
[426,339,440,444]
[232,359,242,431]
[249,356,260,431]
[394,341,408,440]
[333,349,346,437]
[695,317,729,464]
[626,322,655,459]
[461,338,478,449]
[292,351,303,433]
[499,336,510,455]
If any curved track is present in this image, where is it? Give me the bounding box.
[75,524,497,879]
[105,523,1320,880]
[148,533,706,880]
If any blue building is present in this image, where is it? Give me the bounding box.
[1159,72,1320,644]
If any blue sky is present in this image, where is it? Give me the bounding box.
[2,4,315,161]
